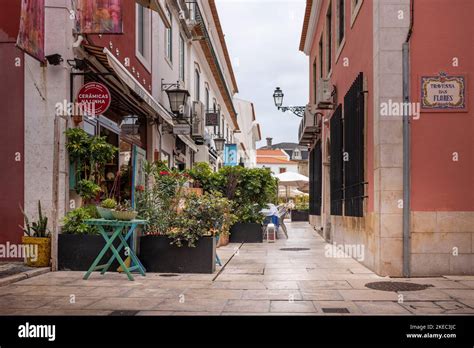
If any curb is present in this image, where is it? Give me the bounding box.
[0,267,50,287]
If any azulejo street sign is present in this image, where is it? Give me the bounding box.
[224,143,238,166]
[77,82,112,116]
[421,72,466,110]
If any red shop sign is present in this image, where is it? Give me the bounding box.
[77,82,112,116]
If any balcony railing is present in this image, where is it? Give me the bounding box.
[298,106,321,147]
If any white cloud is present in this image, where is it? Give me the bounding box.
[216,0,308,147]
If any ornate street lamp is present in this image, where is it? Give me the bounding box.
[272,86,306,118]
[162,80,190,116]
[214,137,226,153]
[273,87,284,108]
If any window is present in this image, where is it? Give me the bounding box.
[205,87,210,111]
[279,168,286,174]
[337,0,345,46]
[330,104,343,216]
[194,69,200,101]
[179,35,185,81]
[343,73,365,217]
[136,5,151,69]
[351,0,363,27]
[165,7,173,62]
[309,142,322,215]
[319,37,323,79]
[312,59,317,103]
[325,2,332,76]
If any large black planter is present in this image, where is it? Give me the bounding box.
[229,223,263,243]
[291,210,309,222]
[58,234,123,271]
[139,235,216,274]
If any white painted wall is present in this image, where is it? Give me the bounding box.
[255,163,299,176]
[234,98,259,167]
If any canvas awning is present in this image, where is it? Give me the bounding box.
[135,0,171,28]
[178,135,198,152]
[104,48,174,126]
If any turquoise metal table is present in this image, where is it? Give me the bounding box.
[83,219,147,281]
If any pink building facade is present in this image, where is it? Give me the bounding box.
[299,0,473,276]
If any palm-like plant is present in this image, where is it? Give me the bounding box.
[20,201,50,238]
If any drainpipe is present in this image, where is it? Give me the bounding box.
[402,0,414,278]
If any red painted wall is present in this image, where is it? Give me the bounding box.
[409,0,474,211]
[0,1,25,255]
[89,0,152,92]
[308,0,374,212]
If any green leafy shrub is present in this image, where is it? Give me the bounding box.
[187,163,278,224]
[61,207,98,235]
[136,161,187,234]
[65,128,117,201]
[100,198,117,209]
[76,179,101,201]
[167,192,236,247]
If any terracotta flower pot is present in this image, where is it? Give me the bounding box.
[217,234,229,248]
[21,236,51,267]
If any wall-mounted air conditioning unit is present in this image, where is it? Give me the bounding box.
[192,101,205,142]
[316,79,333,109]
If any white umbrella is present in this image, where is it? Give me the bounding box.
[275,172,309,187]
[275,172,309,201]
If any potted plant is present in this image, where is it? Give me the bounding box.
[112,201,138,221]
[186,164,278,243]
[97,198,117,220]
[65,128,118,204]
[20,201,51,267]
[139,192,233,273]
[290,197,310,222]
[58,207,123,271]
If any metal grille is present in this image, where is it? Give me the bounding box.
[365,281,433,292]
[343,72,365,217]
[309,141,322,216]
[330,105,344,216]
[322,308,350,313]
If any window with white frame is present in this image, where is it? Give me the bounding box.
[337,0,345,47]
[351,0,363,27]
[205,87,210,111]
[165,6,173,62]
[136,4,151,70]
[325,2,332,76]
[179,35,185,81]
[194,68,200,101]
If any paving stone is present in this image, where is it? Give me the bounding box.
[154,298,227,313]
[440,289,474,300]
[241,290,302,300]
[222,300,270,313]
[400,301,445,314]
[301,290,344,301]
[339,289,399,301]
[270,300,317,313]
[182,288,243,300]
[85,297,164,311]
[211,281,266,290]
[263,281,300,290]
[354,301,411,314]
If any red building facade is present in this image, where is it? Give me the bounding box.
[300,0,473,276]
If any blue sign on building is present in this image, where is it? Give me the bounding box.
[224,143,238,166]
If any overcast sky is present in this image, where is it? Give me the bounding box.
[215,0,308,148]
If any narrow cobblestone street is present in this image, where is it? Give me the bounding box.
[0,222,473,316]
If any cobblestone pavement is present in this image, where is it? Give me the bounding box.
[0,222,473,315]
